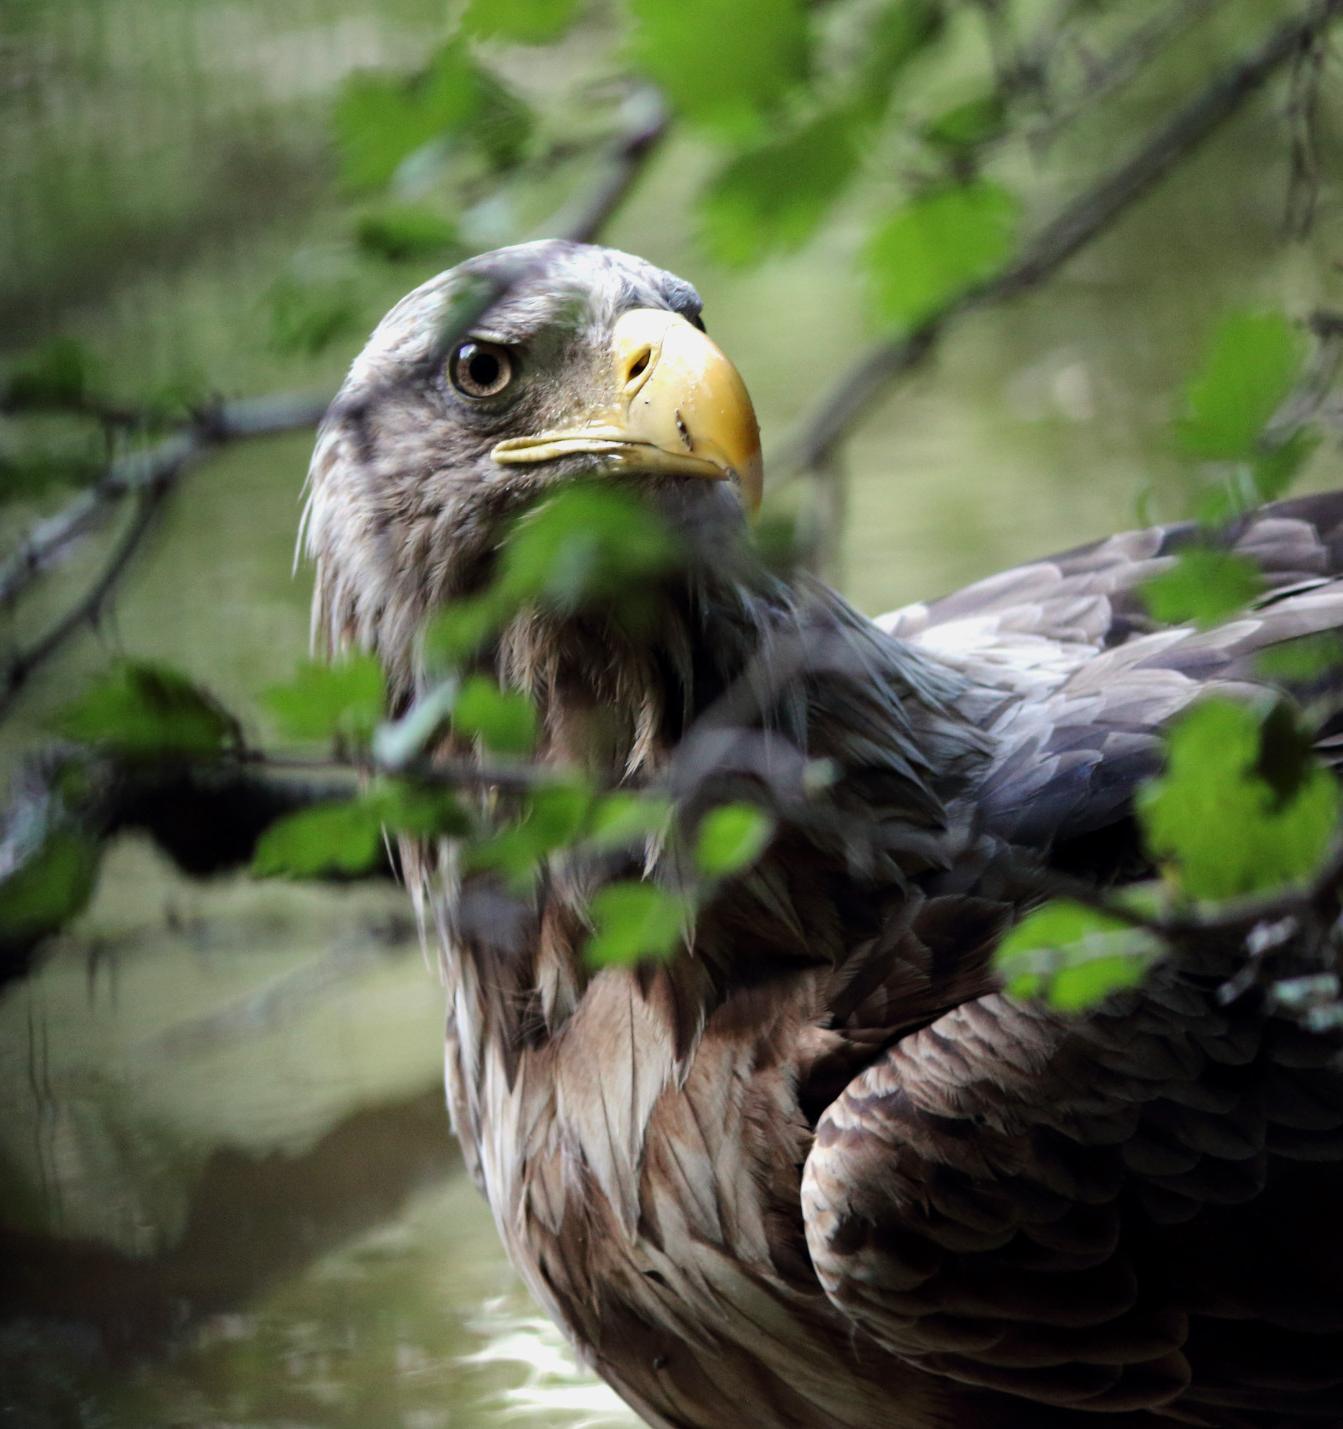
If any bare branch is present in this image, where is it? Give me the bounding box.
[1027,0,1218,153]
[0,391,330,609]
[1,487,167,720]
[1284,16,1328,237]
[547,88,669,245]
[781,0,1343,483]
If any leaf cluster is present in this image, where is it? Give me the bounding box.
[1003,307,1340,1015]
[10,487,778,971]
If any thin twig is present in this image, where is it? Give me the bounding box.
[1027,0,1218,154]
[1284,15,1327,238]
[243,746,583,798]
[0,391,330,609]
[0,487,170,720]
[548,88,669,246]
[781,0,1343,483]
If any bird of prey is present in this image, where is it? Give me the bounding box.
[304,241,1343,1428]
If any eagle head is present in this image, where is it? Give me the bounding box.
[302,240,763,688]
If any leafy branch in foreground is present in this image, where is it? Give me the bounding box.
[997,304,1343,1013]
[0,488,782,984]
[8,435,1343,1031]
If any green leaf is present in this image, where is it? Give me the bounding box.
[59,662,240,758]
[695,803,774,877]
[627,0,808,136]
[252,800,385,878]
[0,449,101,503]
[922,93,1007,154]
[995,900,1159,1012]
[453,675,539,755]
[372,779,472,839]
[0,828,100,944]
[1137,697,1338,900]
[463,0,582,44]
[465,824,539,885]
[700,108,865,267]
[268,275,361,356]
[499,484,679,611]
[4,338,93,411]
[1176,310,1306,461]
[334,46,480,190]
[858,0,944,104]
[1252,428,1319,503]
[356,205,459,262]
[529,783,592,847]
[265,656,385,745]
[867,181,1020,329]
[466,781,591,886]
[585,882,688,967]
[1257,632,1343,683]
[1141,547,1263,628]
[254,776,472,883]
[587,792,673,849]
[423,596,508,668]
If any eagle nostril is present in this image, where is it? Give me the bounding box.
[626,348,651,385]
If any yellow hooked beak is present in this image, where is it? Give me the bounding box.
[490,308,763,514]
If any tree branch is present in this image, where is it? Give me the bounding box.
[0,391,330,610]
[781,0,1343,482]
[1,486,169,721]
[1026,0,1218,154]
[548,88,669,245]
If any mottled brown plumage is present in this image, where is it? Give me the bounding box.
[305,241,1343,1427]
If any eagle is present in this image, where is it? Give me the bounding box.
[303,241,1343,1428]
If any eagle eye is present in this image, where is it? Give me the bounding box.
[449,340,514,398]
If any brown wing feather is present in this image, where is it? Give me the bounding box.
[802,957,1343,1421]
[883,495,1343,865]
[881,493,1343,655]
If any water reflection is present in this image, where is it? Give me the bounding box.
[0,841,633,1426]
[465,1301,635,1427]
[84,1179,637,1427]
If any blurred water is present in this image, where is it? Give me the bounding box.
[1,1,1341,1425]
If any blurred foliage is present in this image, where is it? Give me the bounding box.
[3,338,96,412]
[586,881,689,967]
[995,901,1159,1013]
[1139,697,1339,900]
[59,661,242,759]
[265,656,386,745]
[695,803,775,879]
[1142,547,1263,629]
[1176,311,1307,462]
[452,676,539,756]
[626,0,809,139]
[254,780,468,877]
[866,181,1020,327]
[356,204,461,262]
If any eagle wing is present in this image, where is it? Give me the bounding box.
[887,494,1343,861]
[801,494,1343,1421]
[801,974,1343,1421]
